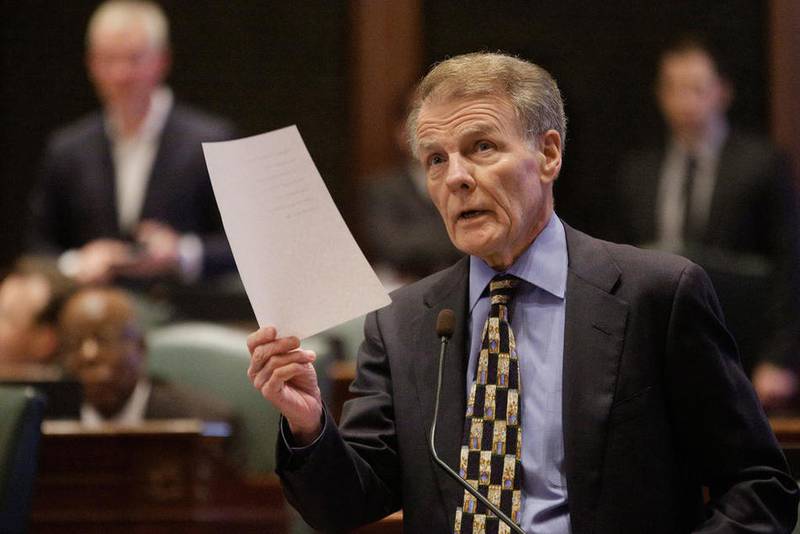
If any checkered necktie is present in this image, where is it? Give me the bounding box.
[454,274,522,534]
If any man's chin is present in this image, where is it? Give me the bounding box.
[452,239,496,262]
[86,390,121,413]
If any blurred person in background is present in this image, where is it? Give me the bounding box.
[29,0,236,287]
[60,286,233,425]
[361,90,462,289]
[0,257,75,368]
[612,35,800,410]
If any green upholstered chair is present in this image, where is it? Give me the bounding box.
[323,315,367,362]
[0,385,45,534]
[146,322,334,475]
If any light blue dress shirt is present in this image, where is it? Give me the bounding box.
[467,213,570,533]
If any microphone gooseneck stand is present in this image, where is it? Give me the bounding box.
[428,309,525,534]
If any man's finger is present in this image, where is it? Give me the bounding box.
[250,350,314,390]
[263,350,316,377]
[247,326,277,353]
[263,362,316,399]
[250,336,301,369]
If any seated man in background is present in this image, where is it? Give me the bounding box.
[59,286,233,426]
[361,90,462,287]
[29,0,236,286]
[0,256,75,367]
[612,35,800,409]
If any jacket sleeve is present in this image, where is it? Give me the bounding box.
[27,138,69,255]
[664,262,799,532]
[276,310,402,532]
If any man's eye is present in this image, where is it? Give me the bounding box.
[476,141,493,152]
[428,154,445,166]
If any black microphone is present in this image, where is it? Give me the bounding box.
[429,309,525,534]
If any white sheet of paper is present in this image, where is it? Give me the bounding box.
[202,125,390,339]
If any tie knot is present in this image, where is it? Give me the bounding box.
[489,274,519,306]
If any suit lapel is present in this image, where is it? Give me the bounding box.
[412,258,470,511]
[562,225,628,533]
[141,107,178,221]
[412,228,628,530]
[90,121,121,236]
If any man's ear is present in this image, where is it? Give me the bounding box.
[539,130,562,183]
[154,47,172,84]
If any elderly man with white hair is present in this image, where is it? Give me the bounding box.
[247,52,797,533]
[30,0,236,285]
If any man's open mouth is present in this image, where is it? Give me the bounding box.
[459,210,486,220]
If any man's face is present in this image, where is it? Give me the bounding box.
[61,292,143,417]
[415,94,560,270]
[87,22,168,113]
[0,274,52,363]
[656,50,729,141]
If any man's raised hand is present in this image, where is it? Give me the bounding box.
[247,326,323,444]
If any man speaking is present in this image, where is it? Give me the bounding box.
[247,52,798,533]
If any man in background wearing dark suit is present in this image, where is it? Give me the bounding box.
[361,91,462,286]
[29,0,236,286]
[247,52,797,532]
[60,286,232,425]
[612,36,800,410]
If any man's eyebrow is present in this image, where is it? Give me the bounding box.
[416,139,439,153]
[417,122,501,153]
[457,123,500,138]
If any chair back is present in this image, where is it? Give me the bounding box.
[147,322,333,475]
[0,385,45,533]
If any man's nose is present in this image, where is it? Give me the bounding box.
[444,154,476,192]
[80,338,100,362]
[106,59,137,83]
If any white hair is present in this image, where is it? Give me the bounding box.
[86,0,169,51]
[407,52,567,157]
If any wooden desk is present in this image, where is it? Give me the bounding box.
[30,419,287,533]
[770,416,800,443]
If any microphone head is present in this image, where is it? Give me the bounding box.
[436,309,456,339]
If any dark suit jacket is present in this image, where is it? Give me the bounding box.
[277,224,798,533]
[30,102,236,276]
[362,165,462,278]
[612,131,800,369]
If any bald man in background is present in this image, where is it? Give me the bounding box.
[30,0,236,286]
[60,286,232,425]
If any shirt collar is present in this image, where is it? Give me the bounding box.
[669,115,729,160]
[105,86,174,143]
[468,213,567,313]
[80,379,152,427]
